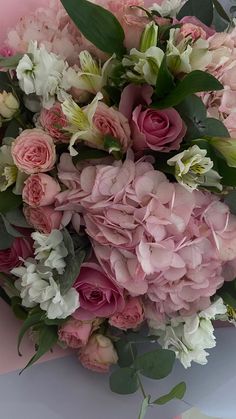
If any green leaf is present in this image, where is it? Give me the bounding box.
[224,190,236,215]
[175,95,206,140]
[177,0,213,26]
[104,135,122,159]
[109,367,139,395]
[0,54,24,69]
[212,0,231,23]
[115,339,137,368]
[1,214,23,238]
[11,297,27,320]
[0,188,22,214]
[4,119,21,138]
[60,0,125,56]
[57,248,86,295]
[0,286,11,306]
[154,71,223,109]
[17,312,44,356]
[73,146,108,163]
[138,396,150,419]
[203,118,229,137]
[155,55,175,99]
[20,326,58,373]
[212,8,228,32]
[0,72,11,91]
[217,159,236,186]
[134,349,175,380]
[153,382,187,405]
[5,208,30,228]
[62,229,75,257]
[0,216,14,250]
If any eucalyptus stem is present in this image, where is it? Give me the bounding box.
[130,343,147,399]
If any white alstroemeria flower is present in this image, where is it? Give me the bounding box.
[166,29,211,74]
[151,0,185,17]
[67,51,114,95]
[12,260,80,319]
[167,145,222,191]
[122,46,164,85]
[140,22,159,53]
[16,41,71,109]
[32,230,68,275]
[0,144,18,192]
[150,299,227,368]
[62,92,103,155]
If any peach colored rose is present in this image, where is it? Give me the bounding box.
[39,103,70,143]
[0,237,33,273]
[23,205,63,234]
[58,318,102,349]
[79,334,118,373]
[22,174,61,207]
[12,129,56,174]
[93,103,131,152]
[109,297,144,330]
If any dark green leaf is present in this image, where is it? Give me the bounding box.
[4,119,21,138]
[20,326,58,373]
[109,367,139,395]
[203,118,229,137]
[115,339,137,367]
[217,159,236,186]
[154,71,222,109]
[57,248,86,295]
[1,214,23,237]
[44,318,67,326]
[60,0,125,56]
[126,332,159,345]
[134,349,175,380]
[5,208,30,228]
[11,297,27,320]
[0,216,14,250]
[153,382,187,405]
[62,229,75,256]
[177,0,213,26]
[73,146,108,164]
[224,190,236,215]
[104,135,122,159]
[138,396,150,419]
[212,8,228,32]
[212,0,231,22]
[175,95,207,140]
[17,312,44,356]
[155,55,175,99]
[0,286,11,305]
[0,188,22,214]
[0,72,11,91]
[0,54,24,69]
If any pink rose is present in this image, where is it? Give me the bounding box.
[180,23,207,41]
[109,297,144,330]
[79,334,118,373]
[132,106,186,152]
[39,103,70,143]
[12,129,56,174]
[23,174,61,207]
[73,262,125,319]
[58,318,102,349]
[23,205,63,234]
[93,102,131,152]
[179,16,215,39]
[0,237,33,273]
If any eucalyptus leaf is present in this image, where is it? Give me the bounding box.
[203,118,229,137]
[4,119,21,138]
[109,367,139,395]
[1,215,23,238]
[138,396,150,419]
[62,229,75,256]
[134,349,175,380]
[60,0,125,56]
[153,382,186,405]
[5,208,30,228]
[73,147,108,164]
[177,0,213,26]
[57,248,86,295]
[11,297,27,320]
[0,188,22,214]
[115,339,137,368]
[0,216,14,250]
[0,72,11,91]
[154,71,222,109]
[17,312,44,356]
[0,54,24,69]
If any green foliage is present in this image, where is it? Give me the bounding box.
[218,280,236,309]
[0,286,11,306]
[11,297,27,320]
[138,396,150,419]
[154,71,222,109]
[115,338,137,368]
[153,382,186,405]
[60,0,125,56]
[56,248,86,295]
[155,55,175,100]
[134,349,175,380]
[0,216,14,250]
[0,188,22,214]
[17,311,44,356]
[5,208,30,228]
[177,0,213,26]
[104,135,122,160]
[110,367,139,395]
[72,146,108,164]
[212,0,231,23]
[0,54,24,69]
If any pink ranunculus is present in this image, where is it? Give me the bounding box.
[73,262,125,319]
[180,23,207,41]
[12,129,56,174]
[38,103,70,143]
[58,318,102,349]
[22,173,61,207]
[23,205,63,234]
[0,237,33,273]
[93,102,131,152]
[132,106,186,152]
[79,334,118,373]
[109,297,144,330]
[179,16,215,39]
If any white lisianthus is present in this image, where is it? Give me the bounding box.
[151,0,186,17]
[62,92,103,155]
[149,298,227,368]
[16,41,71,109]
[12,260,80,319]
[67,51,114,95]
[122,46,164,85]
[166,29,212,74]
[0,144,18,192]
[31,230,68,275]
[167,145,222,191]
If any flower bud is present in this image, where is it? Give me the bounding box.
[0,91,19,119]
[140,22,158,53]
[210,137,236,168]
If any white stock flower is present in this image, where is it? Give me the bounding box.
[150,299,227,368]
[167,145,222,191]
[16,41,71,109]
[12,260,80,319]
[122,46,164,85]
[151,0,185,17]
[62,92,103,155]
[31,230,68,274]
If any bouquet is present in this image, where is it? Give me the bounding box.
[1,0,236,416]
